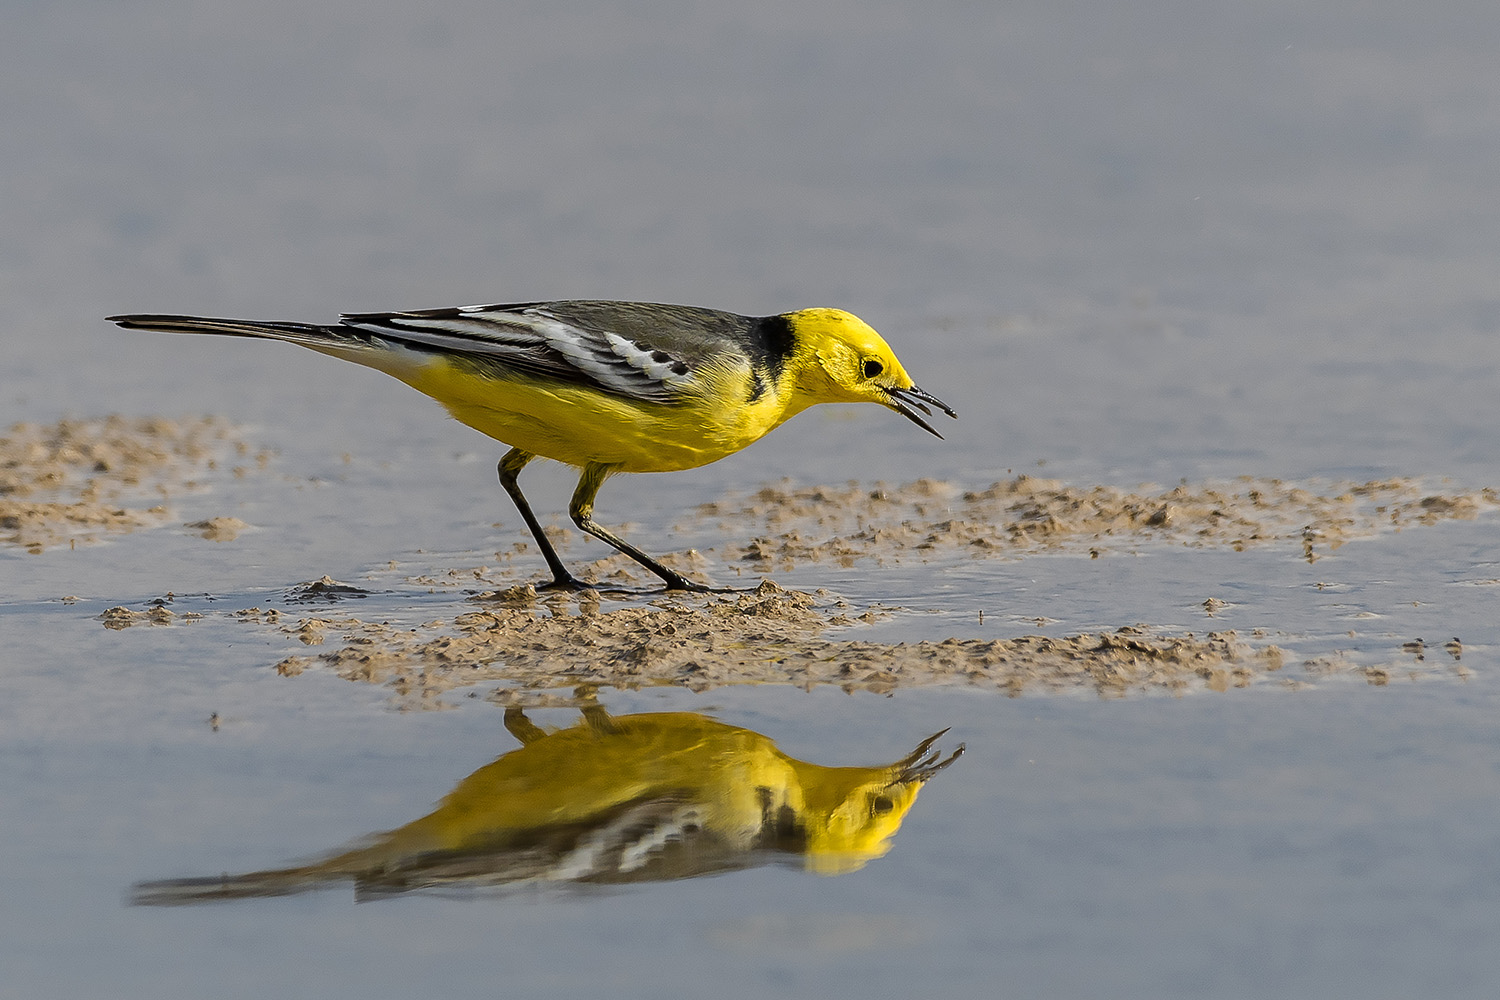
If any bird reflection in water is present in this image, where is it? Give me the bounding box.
[132,704,963,904]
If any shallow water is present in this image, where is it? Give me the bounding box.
[5,1,1500,997]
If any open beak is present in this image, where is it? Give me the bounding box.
[885,385,958,439]
[889,729,966,786]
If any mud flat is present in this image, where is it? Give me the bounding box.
[0,416,262,552]
[15,414,1487,701]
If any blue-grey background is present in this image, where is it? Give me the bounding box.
[3,2,1500,997]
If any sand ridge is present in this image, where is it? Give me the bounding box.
[702,476,1500,569]
[249,581,1461,707]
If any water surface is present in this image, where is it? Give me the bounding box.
[4,2,1500,997]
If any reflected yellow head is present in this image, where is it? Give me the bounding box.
[801,769,930,875]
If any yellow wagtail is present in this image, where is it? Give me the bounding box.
[108,301,955,590]
[132,706,964,902]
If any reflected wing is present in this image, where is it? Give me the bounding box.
[132,795,766,905]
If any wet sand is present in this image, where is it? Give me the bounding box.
[703,475,1499,566]
[40,416,1490,704]
[0,416,265,552]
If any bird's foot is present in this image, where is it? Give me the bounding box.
[536,575,598,593]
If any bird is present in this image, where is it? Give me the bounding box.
[130,705,964,903]
[108,300,956,591]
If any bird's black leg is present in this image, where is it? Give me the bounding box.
[569,462,719,592]
[497,448,588,590]
[502,706,548,746]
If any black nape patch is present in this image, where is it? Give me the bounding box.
[753,314,796,380]
[753,786,808,852]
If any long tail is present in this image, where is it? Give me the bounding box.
[130,863,338,905]
[106,314,379,355]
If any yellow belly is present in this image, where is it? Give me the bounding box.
[398,356,798,473]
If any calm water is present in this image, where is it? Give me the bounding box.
[4,1,1500,997]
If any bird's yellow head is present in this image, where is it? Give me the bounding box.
[796,729,965,875]
[783,308,957,436]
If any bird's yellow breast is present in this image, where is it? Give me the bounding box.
[375,713,797,856]
[399,355,806,473]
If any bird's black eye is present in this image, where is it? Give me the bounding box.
[871,794,894,815]
[862,358,884,380]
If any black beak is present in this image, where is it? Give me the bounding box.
[889,728,966,786]
[886,385,958,439]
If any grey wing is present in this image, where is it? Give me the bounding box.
[338,301,736,404]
